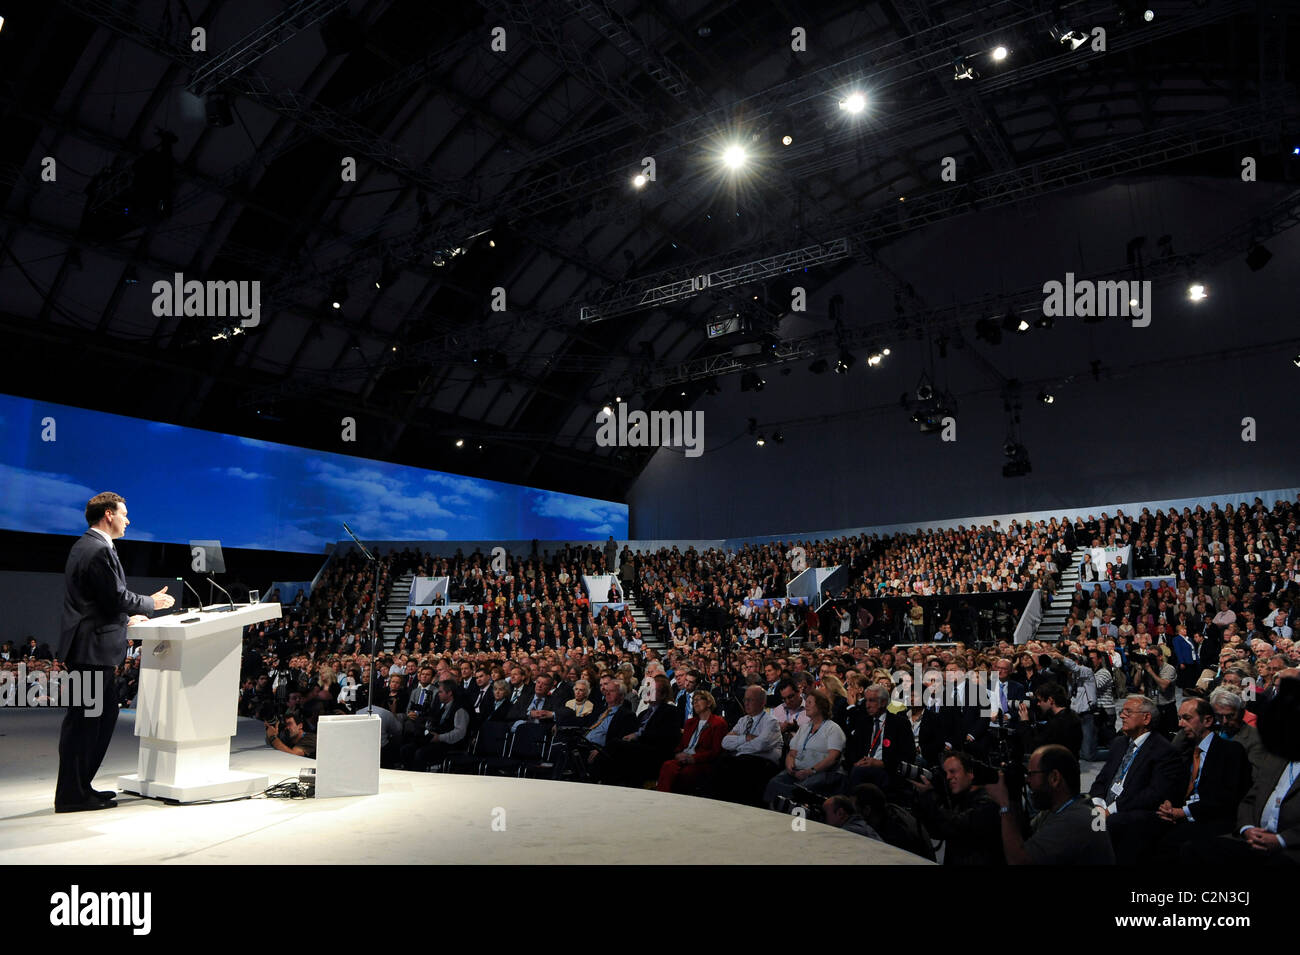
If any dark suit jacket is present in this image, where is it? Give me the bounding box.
[509,690,561,723]
[1237,754,1300,863]
[629,703,681,757]
[597,700,638,743]
[58,530,152,667]
[845,709,915,771]
[484,697,515,722]
[1089,731,1187,812]
[909,710,944,767]
[1182,735,1251,834]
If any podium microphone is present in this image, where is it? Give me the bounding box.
[180,577,205,612]
[206,576,236,612]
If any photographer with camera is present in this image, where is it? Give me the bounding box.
[986,744,1115,864]
[1017,683,1083,759]
[1130,641,1178,736]
[265,708,316,758]
[910,751,1003,865]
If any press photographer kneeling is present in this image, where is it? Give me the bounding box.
[909,751,1004,865]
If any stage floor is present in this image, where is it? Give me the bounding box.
[0,709,929,865]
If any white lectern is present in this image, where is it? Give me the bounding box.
[118,603,282,802]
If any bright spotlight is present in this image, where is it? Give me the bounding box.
[455,439,464,448]
[1144,9,1154,22]
[331,300,341,309]
[756,434,766,447]
[632,174,648,188]
[1129,298,1138,308]
[1038,390,1055,405]
[781,134,793,146]
[1188,283,1208,302]
[840,92,866,114]
[722,144,747,169]
[601,404,613,417]
[992,46,1008,61]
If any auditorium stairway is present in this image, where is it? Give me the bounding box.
[380,573,415,650]
[628,599,666,653]
[1034,547,1090,641]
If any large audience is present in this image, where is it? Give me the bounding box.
[10,494,1296,864]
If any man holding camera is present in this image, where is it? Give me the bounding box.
[265,709,316,758]
[987,744,1115,864]
[910,751,1003,865]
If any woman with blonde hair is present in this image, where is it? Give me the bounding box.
[822,674,849,726]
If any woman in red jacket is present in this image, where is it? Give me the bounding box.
[656,691,728,795]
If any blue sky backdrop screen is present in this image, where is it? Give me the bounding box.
[0,394,627,551]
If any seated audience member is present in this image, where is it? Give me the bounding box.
[823,794,883,841]
[1209,687,1269,774]
[657,690,727,794]
[560,679,597,727]
[844,684,915,794]
[1087,695,1187,864]
[712,685,783,806]
[1182,677,1300,866]
[771,679,810,741]
[911,752,1004,865]
[764,689,846,808]
[509,674,560,725]
[592,675,678,786]
[265,709,316,758]
[484,679,515,722]
[988,744,1115,864]
[1146,698,1250,862]
[403,681,470,771]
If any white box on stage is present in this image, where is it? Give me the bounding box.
[315,714,380,799]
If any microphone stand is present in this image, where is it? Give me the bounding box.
[342,522,380,717]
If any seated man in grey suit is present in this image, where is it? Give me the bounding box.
[1088,695,1187,864]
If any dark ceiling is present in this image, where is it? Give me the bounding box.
[1,0,1296,504]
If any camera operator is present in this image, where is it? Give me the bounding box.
[1131,644,1177,736]
[1017,683,1083,759]
[265,708,316,758]
[822,794,882,840]
[986,744,1115,864]
[1046,645,1102,760]
[910,751,1003,865]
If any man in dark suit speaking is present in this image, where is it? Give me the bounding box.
[55,492,174,813]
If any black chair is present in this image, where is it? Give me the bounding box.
[443,722,509,774]
[513,724,558,779]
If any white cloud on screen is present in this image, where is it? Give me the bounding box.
[0,464,95,534]
[529,490,626,529]
[424,473,498,501]
[222,467,264,480]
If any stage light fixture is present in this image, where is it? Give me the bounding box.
[455,439,464,448]
[740,372,765,392]
[992,46,1008,61]
[840,92,866,114]
[1293,354,1300,368]
[1188,282,1208,302]
[756,434,766,447]
[1144,9,1154,21]
[782,134,793,146]
[1054,27,1088,50]
[632,173,648,188]
[601,403,613,417]
[330,278,348,309]
[1038,390,1055,405]
[432,251,446,267]
[722,144,747,169]
[1246,244,1273,271]
[954,58,977,80]
[1034,314,1054,329]
[835,349,856,373]
[772,431,784,444]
